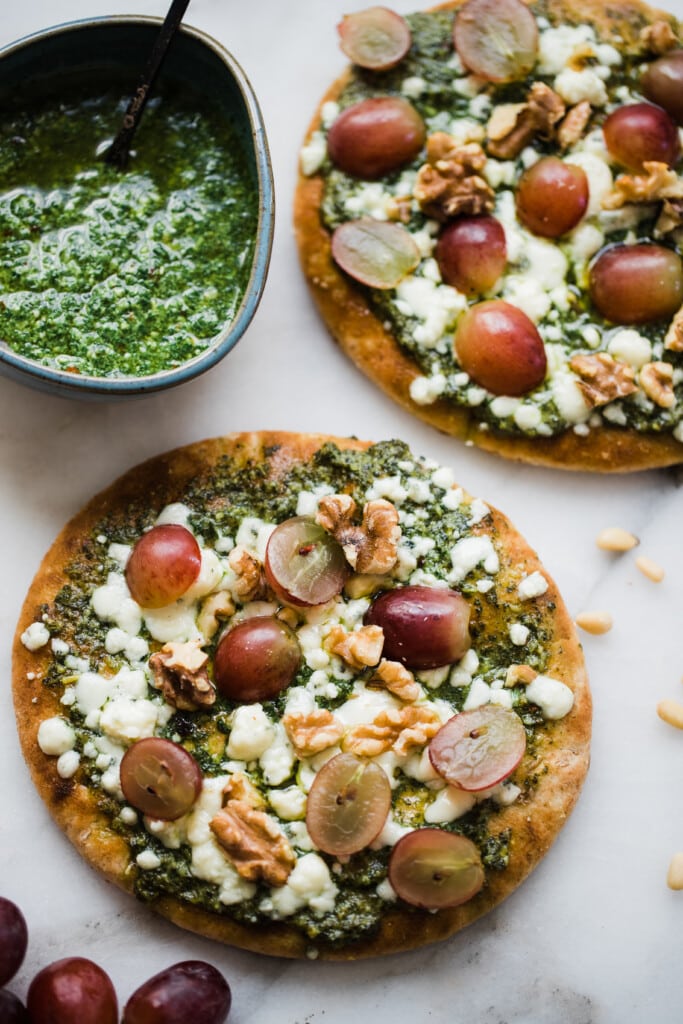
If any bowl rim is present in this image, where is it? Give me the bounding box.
[0,14,275,397]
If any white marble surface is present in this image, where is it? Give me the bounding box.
[2,1,683,1020]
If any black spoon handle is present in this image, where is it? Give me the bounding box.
[105,0,191,169]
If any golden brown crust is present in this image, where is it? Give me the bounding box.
[293,0,683,472]
[13,431,590,959]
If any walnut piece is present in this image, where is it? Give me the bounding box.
[639,361,676,408]
[228,545,267,603]
[504,664,538,688]
[149,639,215,711]
[665,306,683,352]
[282,709,344,757]
[603,161,683,211]
[386,195,413,223]
[210,799,295,887]
[223,771,265,809]
[325,624,385,670]
[640,20,678,53]
[557,101,592,151]
[197,591,235,640]
[343,705,442,758]
[486,82,565,160]
[413,135,494,221]
[370,659,421,702]
[316,495,400,574]
[569,353,637,408]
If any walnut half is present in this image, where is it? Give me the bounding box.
[149,640,215,711]
[486,82,565,160]
[210,780,295,887]
[413,134,494,221]
[569,353,637,408]
[282,709,344,757]
[316,495,400,575]
[343,705,442,758]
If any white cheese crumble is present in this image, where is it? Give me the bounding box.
[526,675,575,719]
[509,623,530,646]
[608,329,653,369]
[227,704,274,760]
[517,571,549,600]
[300,131,326,176]
[554,68,608,107]
[136,850,162,870]
[267,854,338,918]
[449,536,499,582]
[37,717,76,756]
[21,621,50,650]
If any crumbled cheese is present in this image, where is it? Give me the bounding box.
[227,704,274,760]
[514,404,543,431]
[509,623,530,646]
[608,329,652,369]
[468,498,491,525]
[463,678,492,710]
[425,786,476,823]
[518,572,549,600]
[409,373,447,406]
[401,75,426,99]
[554,68,608,106]
[57,750,80,778]
[21,621,50,651]
[395,275,466,349]
[268,854,338,918]
[538,24,596,75]
[269,786,306,821]
[155,503,191,527]
[100,697,159,742]
[136,850,162,870]
[300,131,327,176]
[37,717,75,756]
[365,475,408,504]
[525,674,575,719]
[449,536,499,582]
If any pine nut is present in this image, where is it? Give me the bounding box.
[504,664,537,687]
[635,555,665,583]
[667,852,683,890]
[596,527,638,552]
[657,699,683,730]
[575,611,613,635]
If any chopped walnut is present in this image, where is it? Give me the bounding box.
[486,82,565,160]
[569,353,637,408]
[343,705,442,758]
[602,162,683,232]
[413,135,494,221]
[276,605,302,630]
[557,101,592,150]
[370,659,421,702]
[223,771,265,810]
[282,709,344,757]
[656,198,683,236]
[210,799,295,887]
[665,306,683,352]
[149,639,215,711]
[228,545,267,603]
[640,20,678,53]
[325,624,384,670]
[317,495,400,574]
[640,361,676,408]
[504,664,538,688]
[197,591,235,640]
[386,195,413,223]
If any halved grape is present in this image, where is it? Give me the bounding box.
[453,0,538,83]
[331,219,421,289]
[338,7,411,70]
[642,50,683,125]
[327,97,425,179]
[0,897,27,987]
[589,244,683,324]
[125,524,201,609]
[435,216,507,296]
[603,102,680,171]
[515,157,589,238]
[364,585,470,670]
[0,990,28,1024]
[120,738,202,820]
[454,300,547,395]
[265,517,349,606]
[122,961,231,1024]
[388,829,484,909]
[306,753,391,856]
[428,705,526,791]
[213,616,301,702]
[27,957,118,1024]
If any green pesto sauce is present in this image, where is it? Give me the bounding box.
[0,80,257,377]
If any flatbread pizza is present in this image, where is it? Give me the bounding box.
[295,0,683,471]
[13,432,590,959]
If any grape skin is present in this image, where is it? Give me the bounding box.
[454,300,547,396]
[642,51,683,125]
[125,524,201,609]
[122,961,231,1024]
[589,244,683,324]
[0,897,28,987]
[27,958,118,1024]
[327,97,425,179]
[213,616,301,702]
[337,7,411,70]
[364,585,470,669]
[120,738,202,820]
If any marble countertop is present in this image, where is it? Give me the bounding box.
[2,1,683,1020]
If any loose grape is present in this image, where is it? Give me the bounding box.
[331,219,420,289]
[454,300,547,395]
[306,753,391,856]
[123,961,231,1024]
[388,829,485,909]
[213,616,301,702]
[515,157,589,238]
[364,585,470,670]
[125,524,201,609]
[120,738,202,820]
[27,957,117,1024]
[0,990,29,1023]
[338,7,411,70]
[265,517,349,606]
[428,705,526,791]
[435,216,507,295]
[589,244,683,324]
[327,97,425,179]
[0,897,28,987]
[453,0,538,82]
[603,102,680,171]
[642,50,683,125]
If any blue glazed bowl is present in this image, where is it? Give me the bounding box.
[0,17,274,399]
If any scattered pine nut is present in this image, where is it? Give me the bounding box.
[657,699,683,730]
[667,852,683,890]
[596,526,638,552]
[575,611,613,635]
[635,555,665,583]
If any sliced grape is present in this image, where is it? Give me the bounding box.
[120,738,202,820]
[306,753,391,856]
[327,96,425,179]
[125,524,201,609]
[515,157,589,238]
[27,957,118,1024]
[388,829,485,909]
[428,705,526,791]
[642,50,683,125]
[265,517,349,606]
[435,215,506,296]
[0,990,28,1024]
[589,244,683,324]
[454,300,547,396]
[0,897,28,987]
[122,961,231,1024]
[338,7,411,70]
[331,219,421,289]
[364,585,470,670]
[213,616,301,702]
[603,102,680,171]
[453,0,538,83]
